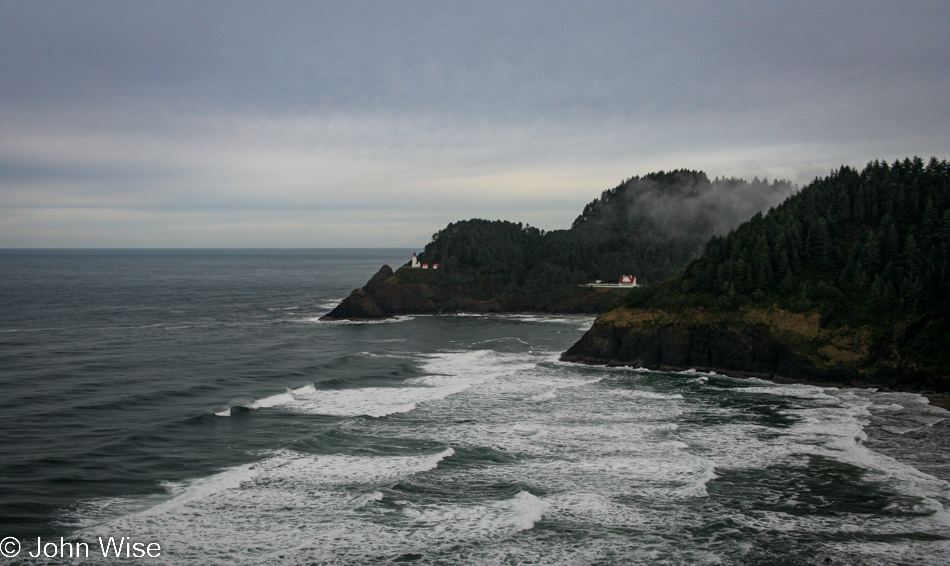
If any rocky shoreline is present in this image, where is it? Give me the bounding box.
[322,266,950,397]
[321,264,629,320]
[559,308,950,395]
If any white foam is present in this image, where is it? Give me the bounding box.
[676,368,718,377]
[526,388,557,403]
[234,352,537,419]
[729,384,837,400]
[677,383,950,529]
[473,336,531,346]
[524,377,601,403]
[615,389,685,400]
[359,351,407,358]
[63,344,950,564]
[512,423,544,437]
[139,462,259,517]
[419,349,537,383]
[291,383,315,396]
[556,377,603,389]
[289,386,446,418]
[830,539,950,566]
[501,314,596,325]
[306,315,417,324]
[316,299,346,311]
[500,491,549,531]
[214,406,231,417]
[399,491,548,538]
[246,389,296,409]
[71,448,457,550]
[871,403,905,411]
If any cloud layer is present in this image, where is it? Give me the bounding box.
[2,1,948,247]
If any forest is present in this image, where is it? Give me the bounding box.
[415,170,794,305]
[621,157,950,371]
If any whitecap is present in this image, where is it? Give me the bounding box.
[246,389,296,409]
[304,315,417,325]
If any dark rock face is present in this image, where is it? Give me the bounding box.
[561,321,835,381]
[321,264,619,320]
[321,265,506,319]
[322,265,437,319]
[361,265,394,293]
[371,279,437,314]
[561,320,946,393]
[324,288,388,319]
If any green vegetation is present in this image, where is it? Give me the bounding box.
[413,170,794,308]
[619,157,950,373]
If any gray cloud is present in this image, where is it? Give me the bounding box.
[1,1,949,247]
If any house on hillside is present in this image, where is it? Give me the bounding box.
[619,275,637,287]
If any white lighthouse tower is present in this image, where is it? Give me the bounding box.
[411,252,420,268]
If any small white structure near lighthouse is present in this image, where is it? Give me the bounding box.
[619,275,637,287]
[584,275,639,288]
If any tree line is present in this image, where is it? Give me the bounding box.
[673,157,949,319]
[417,170,795,302]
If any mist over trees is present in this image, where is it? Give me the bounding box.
[679,157,949,315]
[623,157,950,370]
[416,170,795,301]
[566,170,794,283]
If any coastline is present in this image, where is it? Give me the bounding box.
[319,298,950,409]
[320,264,628,320]
[561,355,950,408]
[558,305,950,397]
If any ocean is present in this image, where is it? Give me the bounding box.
[0,249,948,565]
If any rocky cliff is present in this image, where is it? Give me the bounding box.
[561,306,950,393]
[321,264,627,320]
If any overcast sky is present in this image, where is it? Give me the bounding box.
[1,1,948,248]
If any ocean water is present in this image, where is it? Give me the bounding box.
[1,249,948,565]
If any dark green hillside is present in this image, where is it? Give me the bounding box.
[417,171,794,289]
[685,157,948,312]
[325,170,793,318]
[564,157,950,389]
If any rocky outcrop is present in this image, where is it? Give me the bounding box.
[322,265,436,319]
[324,288,390,319]
[563,318,851,383]
[561,307,950,393]
[321,264,630,320]
[320,265,508,319]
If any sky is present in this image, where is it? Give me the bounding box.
[1,1,948,248]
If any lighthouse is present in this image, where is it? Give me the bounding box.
[411,253,420,268]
